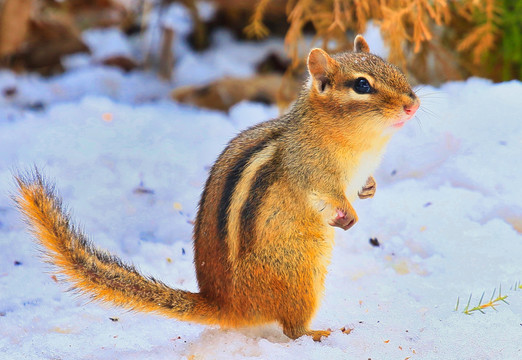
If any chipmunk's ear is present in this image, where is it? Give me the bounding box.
[354,35,370,53]
[307,48,338,93]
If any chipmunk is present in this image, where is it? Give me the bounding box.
[15,35,419,342]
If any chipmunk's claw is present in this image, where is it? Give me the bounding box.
[358,176,376,199]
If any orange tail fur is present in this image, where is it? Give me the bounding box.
[14,170,219,324]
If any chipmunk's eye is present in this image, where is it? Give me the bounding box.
[353,77,373,94]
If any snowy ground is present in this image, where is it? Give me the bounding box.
[1,8,521,360]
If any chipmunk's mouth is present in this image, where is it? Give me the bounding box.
[391,116,411,128]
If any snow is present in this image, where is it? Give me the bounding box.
[1,19,521,360]
[83,28,135,62]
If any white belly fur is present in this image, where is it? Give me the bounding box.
[345,149,385,201]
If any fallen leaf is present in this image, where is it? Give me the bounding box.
[102,113,113,122]
[171,74,299,112]
[102,55,138,72]
[341,327,353,334]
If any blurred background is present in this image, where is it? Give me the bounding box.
[0,0,520,111]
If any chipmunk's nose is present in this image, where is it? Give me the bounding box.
[393,99,420,128]
[403,103,419,116]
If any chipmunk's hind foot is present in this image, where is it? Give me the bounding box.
[306,329,331,342]
[282,324,331,342]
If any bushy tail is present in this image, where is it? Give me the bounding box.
[14,170,220,324]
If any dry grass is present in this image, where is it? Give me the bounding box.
[245,0,517,83]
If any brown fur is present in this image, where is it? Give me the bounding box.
[15,36,419,341]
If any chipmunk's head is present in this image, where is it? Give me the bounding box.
[306,35,419,132]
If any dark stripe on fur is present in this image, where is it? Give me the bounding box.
[216,135,278,243]
[194,172,212,237]
[239,151,281,254]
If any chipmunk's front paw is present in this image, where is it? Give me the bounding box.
[328,208,357,230]
[358,176,376,199]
